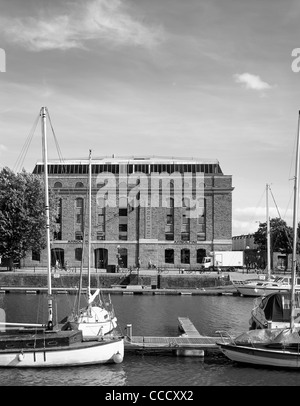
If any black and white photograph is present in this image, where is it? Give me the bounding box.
[0,0,300,389]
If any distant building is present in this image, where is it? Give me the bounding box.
[232,234,264,269]
[232,234,258,251]
[23,156,234,270]
[232,234,294,271]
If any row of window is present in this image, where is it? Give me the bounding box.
[55,198,206,241]
[72,231,205,241]
[32,248,206,265]
[34,163,222,176]
[74,199,203,214]
[165,248,202,264]
[32,248,83,262]
[70,203,206,242]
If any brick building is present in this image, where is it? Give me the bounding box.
[232,234,258,251]
[24,156,234,270]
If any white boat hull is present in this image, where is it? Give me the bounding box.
[236,286,296,297]
[0,338,124,368]
[233,282,300,297]
[219,343,300,368]
[78,318,118,337]
[76,306,118,337]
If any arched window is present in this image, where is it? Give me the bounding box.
[166,197,174,208]
[32,250,40,261]
[76,197,83,209]
[165,249,174,264]
[75,248,82,261]
[54,181,62,188]
[75,182,84,188]
[119,181,128,189]
[182,197,191,208]
[197,249,206,264]
[181,249,190,264]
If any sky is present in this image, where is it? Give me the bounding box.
[0,0,300,237]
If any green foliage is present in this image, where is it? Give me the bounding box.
[253,217,294,253]
[0,167,59,266]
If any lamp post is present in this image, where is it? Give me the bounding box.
[137,257,141,284]
[116,245,120,273]
[245,246,250,273]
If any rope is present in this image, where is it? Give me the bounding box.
[268,185,293,253]
[45,108,65,164]
[13,112,40,172]
[269,186,281,219]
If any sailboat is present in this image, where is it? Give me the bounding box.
[71,150,118,337]
[0,107,124,367]
[249,290,300,330]
[218,111,300,368]
[231,184,300,297]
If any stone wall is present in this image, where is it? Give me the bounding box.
[0,272,232,290]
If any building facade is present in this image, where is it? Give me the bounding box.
[232,234,258,251]
[24,156,234,270]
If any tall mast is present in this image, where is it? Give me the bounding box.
[266,184,271,280]
[41,107,53,330]
[87,149,92,301]
[290,111,300,329]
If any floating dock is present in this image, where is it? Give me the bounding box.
[124,317,229,357]
[178,316,201,337]
[0,285,236,296]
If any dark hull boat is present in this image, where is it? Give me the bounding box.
[218,328,300,368]
[249,292,300,330]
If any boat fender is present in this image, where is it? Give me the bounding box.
[113,351,123,364]
[47,321,53,331]
[18,352,24,362]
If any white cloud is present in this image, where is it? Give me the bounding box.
[233,73,273,91]
[232,219,259,236]
[0,0,164,51]
[232,206,293,236]
[234,206,284,218]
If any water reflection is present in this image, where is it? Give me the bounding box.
[0,363,126,386]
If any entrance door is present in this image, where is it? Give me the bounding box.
[119,248,128,268]
[51,248,64,268]
[94,248,108,269]
[196,249,206,264]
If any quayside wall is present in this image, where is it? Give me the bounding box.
[0,272,232,290]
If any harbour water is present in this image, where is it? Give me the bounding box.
[0,292,299,387]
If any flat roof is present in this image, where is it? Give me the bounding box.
[33,156,226,175]
[35,155,220,165]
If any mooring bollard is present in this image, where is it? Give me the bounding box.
[126,324,132,341]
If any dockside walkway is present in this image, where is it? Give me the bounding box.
[0,268,260,295]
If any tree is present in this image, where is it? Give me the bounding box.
[0,167,59,270]
[253,217,293,254]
